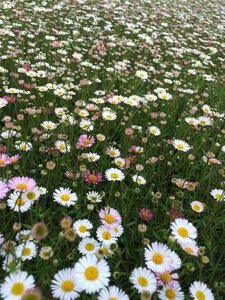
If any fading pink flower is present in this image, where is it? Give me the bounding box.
[8,176,36,192]
[84,170,102,185]
[0,154,11,167]
[139,208,153,222]
[0,181,9,200]
[76,134,95,149]
[10,154,21,164]
[99,207,122,229]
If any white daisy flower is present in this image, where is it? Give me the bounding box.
[41,121,57,131]
[198,116,212,126]
[189,281,214,300]
[148,126,161,136]
[15,141,33,152]
[51,268,81,299]
[135,70,148,80]
[172,139,191,152]
[73,219,93,237]
[185,117,199,126]
[0,271,35,300]
[190,201,205,213]
[144,242,172,273]
[106,147,121,158]
[7,192,31,212]
[55,140,71,153]
[171,218,197,243]
[15,241,37,261]
[2,254,21,272]
[105,168,125,181]
[98,285,129,300]
[23,187,41,202]
[78,237,100,255]
[53,187,78,207]
[86,152,100,162]
[96,225,117,245]
[158,282,184,300]
[130,267,157,294]
[132,175,146,185]
[210,189,225,201]
[179,240,199,256]
[74,255,110,294]
[86,191,102,203]
[102,110,117,121]
[79,119,94,131]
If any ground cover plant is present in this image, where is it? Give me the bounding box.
[0,0,225,299]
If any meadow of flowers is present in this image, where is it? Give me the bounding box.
[0,0,225,299]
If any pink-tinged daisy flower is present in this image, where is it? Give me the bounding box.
[10,155,21,164]
[155,270,179,287]
[99,207,122,229]
[8,176,36,192]
[139,208,153,222]
[84,170,102,185]
[75,134,95,149]
[0,154,11,167]
[0,181,9,200]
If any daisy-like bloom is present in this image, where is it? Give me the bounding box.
[86,191,102,203]
[185,117,199,126]
[179,240,199,256]
[86,152,100,162]
[155,270,179,287]
[99,207,122,229]
[144,242,172,273]
[74,255,110,294]
[23,187,41,203]
[96,225,117,245]
[0,181,9,199]
[79,119,94,131]
[171,218,197,243]
[148,126,161,136]
[53,187,78,207]
[0,271,35,300]
[16,230,33,243]
[0,154,11,167]
[112,224,124,238]
[51,268,81,300]
[76,134,95,149]
[105,168,125,182]
[114,157,126,168]
[98,285,129,300]
[132,174,146,185]
[189,281,214,300]
[73,219,93,238]
[210,189,225,202]
[168,250,182,270]
[15,142,33,152]
[198,116,212,126]
[139,208,153,222]
[0,97,8,108]
[7,192,31,212]
[102,110,117,121]
[158,92,172,101]
[106,147,121,158]
[135,70,148,80]
[41,121,57,131]
[172,139,191,152]
[145,94,157,102]
[78,237,100,255]
[15,241,37,261]
[10,155,21,165]
[130,267,157,294]
[190,201,205,213]
[158,282,184,300]
[2,254,21,272]
[8,176,36,192]
[84,170,103,185]
[55,140,71,153]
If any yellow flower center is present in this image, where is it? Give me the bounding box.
[193,204,201,212]
[84,266,99,281]
[15,183,28,190]
[137,276,148,287]
[79,225,87,233]
[109,298,118,300]
[215,193,222,200]
[166,289,176,299]
[110,173,119,179]
[0,158,4,166]
[102,231,112,240]
[152,252,164,264]
[60,194,70,201]
[22,247,32,256]
[177,227,189,238]
[26,192,36,200]
[160,272,171,283]
[177,144,184,150]
[11,283,25,295]
[59,144,66,150]
[195,291,206,300]
[85,243,94,251]
[101,246,109,255]
[61,280,74,292]
[15,198,26,207]
[104,214,115,224]
[184,246,194,255]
